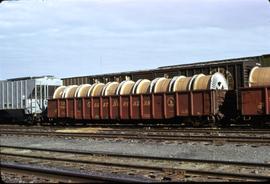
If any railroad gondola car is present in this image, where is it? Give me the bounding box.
[239,67,270,124]
[48,66,270,127]
[48,72,229,126]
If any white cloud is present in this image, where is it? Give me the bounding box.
[0,0,269,79]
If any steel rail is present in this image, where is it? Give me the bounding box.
[2,145,270,168]
[1,148,269,181]
[0,125,270,134]
[2,128,270,134]
[1,162,151,183]
[1,130,270,144]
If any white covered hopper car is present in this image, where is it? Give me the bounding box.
[0,76,62,123]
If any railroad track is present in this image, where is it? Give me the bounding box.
[1,145,270,182]
[1,124,270,134]
[1,129,270,145]
[1,127,270,135]
[0,124,270,133]
[1,163,145,183]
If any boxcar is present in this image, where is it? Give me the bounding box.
[62,54,270,90]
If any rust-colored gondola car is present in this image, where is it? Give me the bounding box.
[239,66,270,122]
[240,87,270,119]
[48,72,229,125]
[48,90,226,123]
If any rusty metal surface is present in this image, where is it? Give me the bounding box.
[58,99,66,118]
[66,99,74,118]
[47,100,57,118]
[240,87,270,116]
[48,90,227,122]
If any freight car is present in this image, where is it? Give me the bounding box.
[0,76,62,123]
[48,66,270,126]
[48,72,229,126]
[239,67,270,124]
[62,54,270,90]
[58,54,269,126]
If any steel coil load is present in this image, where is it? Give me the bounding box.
[101,82,119,96]
[132,79,151,94]
[249,67,270,87]
[87,83,105,97]
[53,86,66,99]
[62,85,78,98]
[153,78,172,93]
[172,75,197,92]
[192,72,228,90]
[149,78,161,93]
[52,72,229,99]
[75,84,91,97]
[116,80,135,95]
[169,76,184,92]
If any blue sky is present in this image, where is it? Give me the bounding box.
[0,0,269,80]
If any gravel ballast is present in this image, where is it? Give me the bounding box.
[1,134,269,164]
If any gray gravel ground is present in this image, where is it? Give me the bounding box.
[1,134,269,164]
